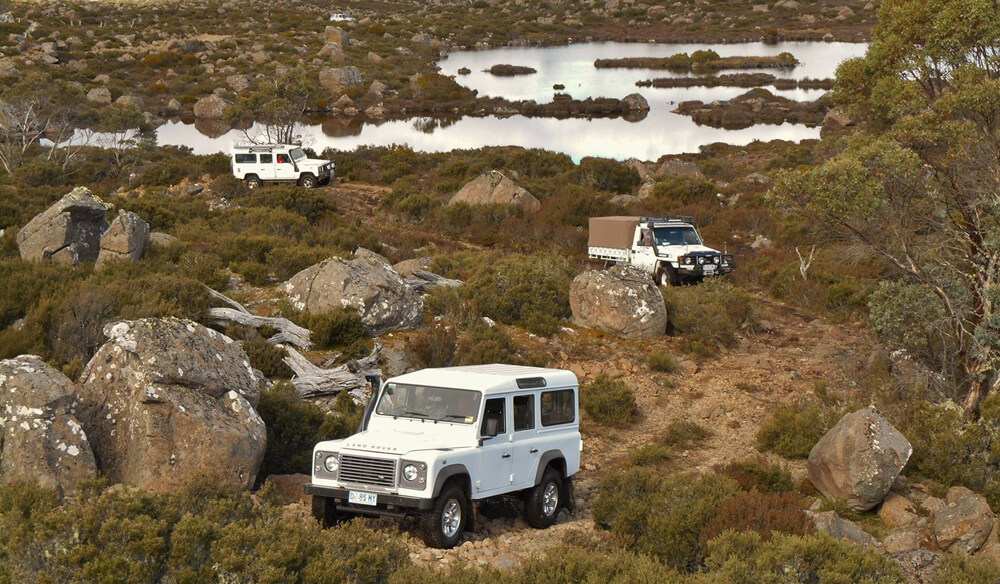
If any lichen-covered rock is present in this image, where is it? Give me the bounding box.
[569,265,667,340]
[622,92,649,112]
[86,86,111,105]
[807,510,878,547]
[325,26,350,46]
[193,94,228,119]
[879,492,920,528]
[96,210,149,268]
[448,170,541,214]
[933,486,995,554]
[808,405,912,511]
[319,66,363,94]
[283,249,423,335]
[78,318,265,490]
[16,187,111,265]
[0,355,97,498]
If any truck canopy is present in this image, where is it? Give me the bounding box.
[588,216,640,249]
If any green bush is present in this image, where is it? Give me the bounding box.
[661,420,713,450]
[409,324,458,367]
[306,307,366,350]
[142,159,190,186]
[581,373,638,428]
[577,157,641,192]
[651,175,716,206]
[593,470,741,571]
[662,279,757,351]
[756,405,831,459]
[701,531,906,583]
[716,458,795,494]
[242,338,292,379]
[454,324,524,366]
[647,350,678,373]
[208,174,248,199]
[930,553,1000,584]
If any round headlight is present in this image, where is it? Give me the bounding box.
[403,464,418,482]
[714,256,720,264]
[324,455,339,473]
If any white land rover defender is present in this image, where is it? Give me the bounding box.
[305,364,581,549]
[231,144,335,189]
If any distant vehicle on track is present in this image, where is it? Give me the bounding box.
[230,144,334,189]
[329,12,356,22]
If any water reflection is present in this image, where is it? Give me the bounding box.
[153,41,867,161]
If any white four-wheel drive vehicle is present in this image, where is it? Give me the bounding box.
[231,144,334,189]
[305,364,581,549]
[588,215,734,285]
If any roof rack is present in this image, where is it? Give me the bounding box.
[639,215,695,226]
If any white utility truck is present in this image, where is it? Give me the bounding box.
[231,144,334,189]
[305,364,581,549]
[588,215,734,285]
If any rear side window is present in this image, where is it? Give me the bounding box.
[513,395,534,431]
[234,153,256,164]
[540,389,575,426]
[259,154,273,163]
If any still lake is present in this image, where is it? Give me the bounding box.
[156,41,868,162]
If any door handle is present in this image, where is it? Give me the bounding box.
[501,453,511,459]
[529,449,539,453]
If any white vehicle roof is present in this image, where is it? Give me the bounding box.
[232,143,302,151]
[387,364,578,395]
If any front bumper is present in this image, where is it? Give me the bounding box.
[304,483,434,516]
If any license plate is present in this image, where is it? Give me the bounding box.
[703,265,716,274]
[348,491,378,506]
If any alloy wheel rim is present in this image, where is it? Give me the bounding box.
[542,483,559,516]
[442,498,462,538]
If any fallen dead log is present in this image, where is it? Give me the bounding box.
[204,287,313,350]
[406,269,463,292]
[283,342,381,402]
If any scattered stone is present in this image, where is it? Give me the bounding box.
[569,265,668,340]
[86,86,111,105]
[325,26,349,46]
[149,231,179,248]
[166,98,182,112]
[283,249,424,335]
[933,486,995,554]
[891,549,941,584]
[0,355,98,498]
[392,256,434,278]
[883,526,935,554]
[17,186,111,265]
[622,92,649,112]
[96,210,150,268]
[448,170,541,214]
[226,74,251,92]
[808,405,912,511]
[656,159,705,179]
[879,493,920,528]
[808,510,877,547]
[78,318,265,490]
[319,66,363,95]
[193,94,228,119]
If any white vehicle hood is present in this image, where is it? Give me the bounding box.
[658,244,720,256]
[299,157,331,168]
[341,425,474,455]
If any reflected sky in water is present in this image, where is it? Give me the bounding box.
[155,41,868,162]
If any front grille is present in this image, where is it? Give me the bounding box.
[339,454,397,487]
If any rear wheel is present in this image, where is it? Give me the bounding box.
[245,175,262,190]
[299,174,317,188]
[421,483,468,549]
[525,468,562,529]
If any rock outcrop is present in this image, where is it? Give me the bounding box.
[0,355,97,497]
[16,187,111,265]
[320,66,363,94]
[193,94,228,119]
[448,170,541,213]
[933,486,994,554]
[96,210,150,268]
[808,405,912,511]
[78,318,266,490]
[284,249,424,335]
[569,265,667,340]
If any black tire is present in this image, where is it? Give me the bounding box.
[245,175,262,190]
[421,483,468,549]
[525,468,562,529]
[657,265,680,287]
[299,174,317,188]
[311,496,355,527]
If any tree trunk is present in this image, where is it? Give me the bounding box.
[282,343,381,402]
[204,287,313,349]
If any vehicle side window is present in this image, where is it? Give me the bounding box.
[259,154,273,164]
[234,153,256,164]
[481,397,506,436]
[276,154,290,164]
[540,389,575,426]
[513,395,534,431]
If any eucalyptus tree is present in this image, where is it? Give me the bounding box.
[225,69,319,145]
[771,0,1000,415]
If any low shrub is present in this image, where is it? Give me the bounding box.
[306,307,366,350]
[242,338,292,379]
[930,553,1000,584]
[581,373,638,428]
[629,444,674,467]
[647,350,678,373]
[662,279,757,351]
[715,458,795,494]
[454,324,524,366]
[699,491,813,545]
[661,420,713,450]
[756,405,830,459]
[409,324,458,368]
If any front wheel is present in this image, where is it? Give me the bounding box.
[299,174,317,188]
[421,483,468,549]
[525,468,562,529]
[657,265,680,287]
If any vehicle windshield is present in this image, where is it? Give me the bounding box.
[375,383,482,424]
[653,226,702,246]
[289,148,306,162]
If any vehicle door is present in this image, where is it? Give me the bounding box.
[510,393,542,489]
[274,152,296,180]
[476,396,512,496]
[257,153,276,179]
[233,153,257,178]
[631,227,657,272]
